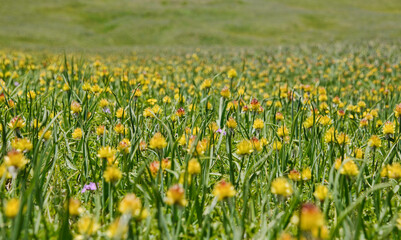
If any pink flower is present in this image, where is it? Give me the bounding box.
[81,182,98,193]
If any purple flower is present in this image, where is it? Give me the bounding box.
[14,82,20,86]
[81,182,98,193]
[103,108,111,114]
[216,129,227,136]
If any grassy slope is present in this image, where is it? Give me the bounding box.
[0,0,401,51]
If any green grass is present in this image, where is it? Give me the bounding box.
[1,0,401,51]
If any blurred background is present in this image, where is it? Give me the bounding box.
[1,0,401,52]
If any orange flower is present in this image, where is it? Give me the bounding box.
[213,180,236,201]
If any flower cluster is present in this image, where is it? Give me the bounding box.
[1,48,401,239]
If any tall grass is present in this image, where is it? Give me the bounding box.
[0,45,401,239]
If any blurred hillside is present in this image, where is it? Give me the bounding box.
[1,0,401,52]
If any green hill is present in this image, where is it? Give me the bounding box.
[1,0,401,51]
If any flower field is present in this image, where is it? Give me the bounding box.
[1,46,401,239]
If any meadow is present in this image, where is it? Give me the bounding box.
[1,0,401,51]
[2,0,401,239]
[0,44,401,239]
